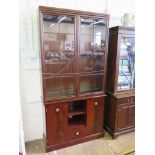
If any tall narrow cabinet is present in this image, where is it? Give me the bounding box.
[39,6,109,151]
[105,26,135,138]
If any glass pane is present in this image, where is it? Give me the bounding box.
[94,20,107,51]
[43,15,75,75]
[81,18,94,35]
[45,77,61,100]
[60,16,74,34]
[61,76,75,97]
[80,74,103,93]
[44,76,75,100]
[80,35,93,51]
[43,15,59,33]
[44,33,58,51]
[80,18,107,73]
[117,37,135,91]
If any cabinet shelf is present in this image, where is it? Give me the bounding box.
[68,114,86,127]
[44,32,74,35]
[68,110,86,117]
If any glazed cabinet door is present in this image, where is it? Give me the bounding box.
[45,103,68,145]
[41,14,77,102]
[116,105,135,131]
[79,17,108,94]
[87,97,104,133]
[117,36,135,91]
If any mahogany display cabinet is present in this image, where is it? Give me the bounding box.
[105,26,135,139]
[39,6,109,151]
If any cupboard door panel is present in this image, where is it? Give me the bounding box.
[116,106,128,130]
[46,103,68,145]
[116,105,135,131]
[87,97,104,133]
[127,105,135,127]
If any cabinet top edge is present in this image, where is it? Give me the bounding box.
[39,6,110,18]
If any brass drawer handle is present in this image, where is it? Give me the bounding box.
[94,101,98,106]
[128,98,130,102]
[75,131,80,136]
[55,108,60,113]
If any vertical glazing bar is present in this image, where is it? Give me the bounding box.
[104,19,109,91]
[76,15,80,96]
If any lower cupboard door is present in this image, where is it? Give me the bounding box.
[45,103,68,145]
[87,97,104,133]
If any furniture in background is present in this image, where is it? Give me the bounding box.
[39,6,109,152]
[105,26,135,139]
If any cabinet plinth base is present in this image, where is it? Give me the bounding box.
[104,125,134,139]
[44,132,104,152]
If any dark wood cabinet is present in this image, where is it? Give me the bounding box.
[39,6,109,151]
[105,26,135,138]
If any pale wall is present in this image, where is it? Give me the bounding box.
[19,0,134,141]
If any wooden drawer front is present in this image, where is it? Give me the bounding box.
[87,97,104,133]
[118,102,134,108]
[45,103,68,145]
[117,96,135,104]
[68,128,86,140]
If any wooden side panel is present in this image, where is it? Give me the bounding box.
[45,103,68,145]
[104,95,117,132]
[106,31,118,93]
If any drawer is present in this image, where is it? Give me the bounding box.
[117,97,130,104]
[68,128,87,140]
[117,96,135,104]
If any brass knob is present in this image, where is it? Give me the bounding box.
[68,115,72,119]
[94,101,98,106]
[56,108,60,113]
[76,131,80,136]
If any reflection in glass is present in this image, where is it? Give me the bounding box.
[117,37,135,91]
[80,18,106,73]
[45,76,75,100]
[80,74,103,93]
[43,15,75,75]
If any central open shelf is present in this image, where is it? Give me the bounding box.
[68,100,87,127]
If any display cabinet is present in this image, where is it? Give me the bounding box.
[105,26,135,138]
[39,6,109,151]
